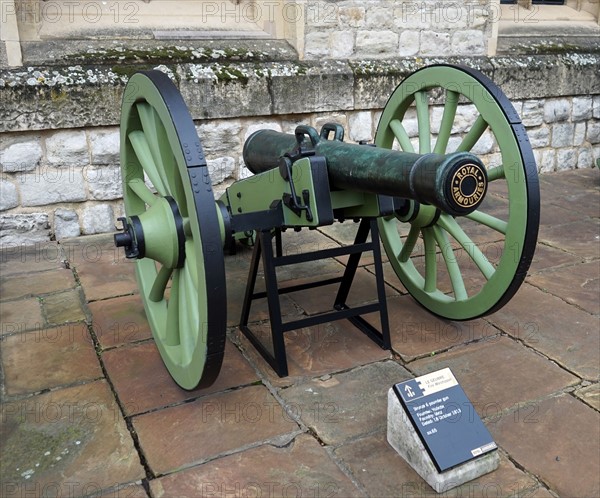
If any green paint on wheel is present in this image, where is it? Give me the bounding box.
[375,64,539,320]
[120,71,226,390]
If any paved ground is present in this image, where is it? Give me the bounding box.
[1,169,599,498]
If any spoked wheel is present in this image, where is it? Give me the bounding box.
[375,64,539,320]
[117,70,226,389]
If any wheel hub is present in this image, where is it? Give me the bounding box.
[114,196,185,269]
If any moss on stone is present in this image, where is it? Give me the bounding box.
[212,65,250,85]
[1,416,86,482]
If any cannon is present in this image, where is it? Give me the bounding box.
[114,64,539,390]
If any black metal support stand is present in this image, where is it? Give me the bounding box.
[239,218,391,377]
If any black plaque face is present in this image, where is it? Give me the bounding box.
[393,368,497,473]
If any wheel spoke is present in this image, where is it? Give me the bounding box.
[465,210,508,235]
[438,214,495,280]
[415,91,431,154]
[399,224,420,262]
[457,115,488,152]
[149,264,173,302]
[137,103,173,191]
[434,90,459,154]
[432,225,468,301]
[422,227,437,293]
[128,178,158,206]
[165,269,181,346]
[184,240,199,288]
[487,165,505,181]
[128,130,168,196]
[179,260,200,362]
[389,119,415,152]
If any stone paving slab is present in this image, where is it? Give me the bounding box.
[103,339,259,416]
[527,243,582,273]
[0,268,77,301]
[0,297,44,336]
[234,320,391,388]
[526,260,600,315]
[149,434,359,497]
[409,336,579,414]
[369,294,497,361]
[1,323,102,396]
[574,383,600,411]
[334,432,546,498]
[0,380,145,495]
[0,241,66,276]
[132,385,299,476]
[487,283,600,381]
[88,294,153,349]
[490,394,600,498]
[278,361,411,445]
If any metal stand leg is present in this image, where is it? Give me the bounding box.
[240,220,391,377]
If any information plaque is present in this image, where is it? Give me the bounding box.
[393,368,497,473]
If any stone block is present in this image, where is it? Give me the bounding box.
[539,148,556,173]
[491,54,600,101]
[89,128,120,164]
[271,62,354,114]
[196,120,242,157]
[0,213,50,245]
[355,30,400,57]
[544,98,571,123]
[86,165,122,200]
[179,64,271,120]
[521,100,544,128]
[46,130,89,167]
[393,5,432,30]
[593,96,600,119]
[574,122,586,147]
[348,111,373,142]
[551,122,575,148]
[527,126,550,148]
[399,31,420,57]
[572,96,593,121]
[54,208,80,239]
[578,146,594,169]
[0,66,126,132]
[587,121,600,144]
[20,169,86,206]
[0,139,43,173]
[387,388,500,493]
[556,148,577,171]
[366,6,394,28]
[452,30,486,56]
[0,180,18,211]
[453,104,478,134]
[339,6,366,28]
[207,156,236,184]
[82,204,114,235]
[420,31,451,56]
[470,129,495,155]
[304,31,331,58]
[330,31,354,58]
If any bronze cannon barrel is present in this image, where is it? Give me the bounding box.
[243,126,488,217]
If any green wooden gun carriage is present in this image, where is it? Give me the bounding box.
[114,64,539,390]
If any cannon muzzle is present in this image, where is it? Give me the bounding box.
[243,127,488,217]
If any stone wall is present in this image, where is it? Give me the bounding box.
[1,54,599,245]
[304,0,494,59]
